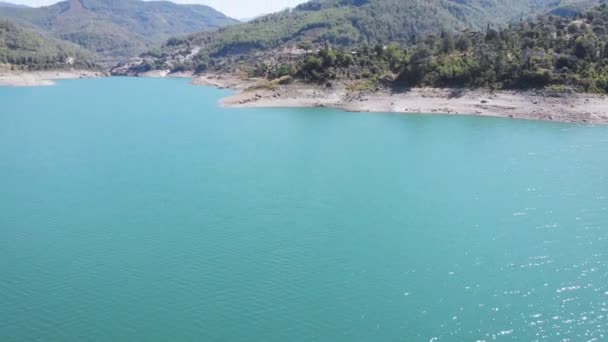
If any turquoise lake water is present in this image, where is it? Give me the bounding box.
[1,77,608,341]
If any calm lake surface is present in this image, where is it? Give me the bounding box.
[1,78,608,341]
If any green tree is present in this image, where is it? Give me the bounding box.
[456,34,472,52]
[298,40,313,54]
[441,30,455,54]
[374,44,384,57]
[319,48,337,67]
[574,36,596,60]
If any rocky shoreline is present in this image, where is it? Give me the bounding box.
[2,70,607,124]
[0,70,106,87]
[193,74,608,124]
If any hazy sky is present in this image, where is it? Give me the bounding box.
[7,0,307,19]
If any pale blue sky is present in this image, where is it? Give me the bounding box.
[6,0,307,19]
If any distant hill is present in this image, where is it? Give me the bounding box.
[193,0,603,52]
[117,0,601,74]
[548,0,603,16]
[0,19,97,70]
[0,0,239,59]
[0,1,28,8]
[283,3,608,93]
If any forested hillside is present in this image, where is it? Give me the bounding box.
[157,0,601,58]
[0,19,97,70]
[0,0,238,58]
[117,2,608,94]
[292,4,608,93]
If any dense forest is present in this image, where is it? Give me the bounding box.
[158,0,600,59]
[127,1,608,94]
[255,4,608,93]
[0,20,97,70]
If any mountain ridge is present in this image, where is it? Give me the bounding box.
[0,0,239,58]
[0,18,98,70]
[0,1,28,8]
[114,0,602,74]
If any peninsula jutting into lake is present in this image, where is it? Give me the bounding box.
[2,1,608,341]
